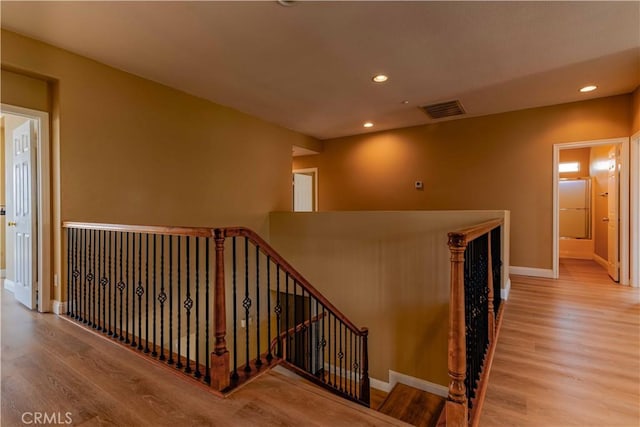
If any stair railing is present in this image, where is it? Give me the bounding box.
[62,222,370,406]
[446,219,504,426]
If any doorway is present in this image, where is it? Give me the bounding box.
[553,138,630,284]
[1,104,51,311]
[292,168,318,212]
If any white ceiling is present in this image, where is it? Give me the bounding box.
[2,1,639,140]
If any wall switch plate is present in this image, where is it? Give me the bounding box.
[415,180,424,190]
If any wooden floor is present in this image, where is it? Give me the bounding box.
[480,259,640,427]
[0,288,407,426]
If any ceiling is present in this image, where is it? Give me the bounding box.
[1,1,639,140]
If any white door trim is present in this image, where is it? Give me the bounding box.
[552,137,630,284]
[630,131,640,287]
[2,103,51,311]
[292,167,318,212]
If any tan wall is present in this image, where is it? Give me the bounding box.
[632,86,640,135]
[269,210,510,385]
[1,30,318,303]
[559,147,591,179]
[0,69,51,112]
[294,95,631,269]
[590,145,615,261]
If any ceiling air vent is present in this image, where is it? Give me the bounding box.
[420,100,466,119]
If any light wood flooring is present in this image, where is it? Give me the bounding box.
[480,259,640,427]
[0,288,407,426]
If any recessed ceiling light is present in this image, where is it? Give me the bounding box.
[363,122,374,128]
[372,74,388,83]
[402,100,409,104]
[580,85,597,93]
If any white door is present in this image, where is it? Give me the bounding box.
[293,172,315,212]
[607,146,619,282]
[12,120,37,309]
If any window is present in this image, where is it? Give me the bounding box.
[559,162,580,173]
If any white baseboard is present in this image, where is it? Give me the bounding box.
[388,370,448,398]
[501,278,511,300]
[52,300,67,315]
[593,253,608,269]
[4,278,15,293]
[369,376,392,392]
[509,266,555,278]
[0,269,5,279]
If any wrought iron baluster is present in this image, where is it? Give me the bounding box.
[293,281,298,367]
[176,236,182,369]
[275,264,282,358]
[285,272,289,363]
[184,236,192,372]
[118,232,124,341]
[350,330,354,397]
[339,322,344,392]
[194,237,201,378]
[314,298,319,375]
[136,233,143,350]
[160,235,166,361]
[243,236,251,373]
[131,233,137,347]
[205,238,211,384]
[109,231,115,336]
[101,230,107,332]
[255,244,262,368]
[152,235,157,356]
[333,313,337,388]
[308,293,312,372]
[168,236,174,364]
[144,234,150,353]
[266,257,272,362]
[96,230,101,330]
[232,236,238,379]
[321,305,326,383]
[125,232,130,343]
[88,229,93,327]
[93,230,98,328]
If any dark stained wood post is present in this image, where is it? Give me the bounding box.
[487,236,496,342]
[360,327,371,406]
[447,233,468,427]
[211,228,230,391]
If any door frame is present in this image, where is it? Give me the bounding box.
[2,103,51,311]
[552,137,630,284]
[630,131,640,287]
[292,167,318,212]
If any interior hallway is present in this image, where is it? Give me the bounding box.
[480,259,640,426]
[0,287,404,426]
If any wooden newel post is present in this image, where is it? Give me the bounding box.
[447,233,468,426]
[360,327,371,407]
[211,228,230,392]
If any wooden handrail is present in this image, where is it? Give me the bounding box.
[447,219,503,247]
[62,221,214,237]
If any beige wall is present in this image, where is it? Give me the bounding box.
[270,210,509,386]
[294,95,632,269]
[632,86,640,135]
[1,30,318,303]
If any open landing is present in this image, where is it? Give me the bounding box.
[0,288,407,426]
[480,258,640,426]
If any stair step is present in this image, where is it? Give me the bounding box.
[377,383,445,427]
